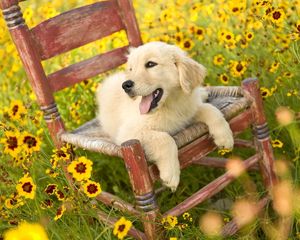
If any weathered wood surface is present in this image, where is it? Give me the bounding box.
[95,191,141,216]
[242,78,277,188]
[8,27,54,105]
[117,0,142,47]
[163,153,260,217]
[31,1,124,60]
[121,140,159,240]
[0,0,18,9]
[48,46,128,92]
[148,109,254,182]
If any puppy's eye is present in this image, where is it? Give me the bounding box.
[145,61,158,68]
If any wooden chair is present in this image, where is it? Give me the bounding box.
[1,0,277,239]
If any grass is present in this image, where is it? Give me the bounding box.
[0,0,300,239]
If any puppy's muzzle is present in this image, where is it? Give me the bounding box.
[122,80,134,94]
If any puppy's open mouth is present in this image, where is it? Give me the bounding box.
[139,88,163,114]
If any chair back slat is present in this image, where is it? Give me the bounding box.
[31,1,125,60]
[48,46,128,92]
[117,0,142,47]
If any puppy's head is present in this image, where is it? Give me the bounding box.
[124,41,206,114]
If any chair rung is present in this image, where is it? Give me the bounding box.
[163,153,261,217]
[96,210,147,240]
[95,191,141,217]
[193,157,259,171]
[234,139,255,148]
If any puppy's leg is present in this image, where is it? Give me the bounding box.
[196,103,234,149]
[138,131,180,192]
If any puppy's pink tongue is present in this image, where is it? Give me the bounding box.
[139,94,153,114]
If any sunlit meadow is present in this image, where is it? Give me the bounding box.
[0,0,299,239]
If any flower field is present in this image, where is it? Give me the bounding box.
[0,0,299,239]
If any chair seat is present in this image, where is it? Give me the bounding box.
[60,86,250,158]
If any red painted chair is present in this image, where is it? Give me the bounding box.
[1,0,277,239]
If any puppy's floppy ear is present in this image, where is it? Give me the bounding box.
[174,50,207,94]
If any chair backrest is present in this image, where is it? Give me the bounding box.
[1,0,142,145]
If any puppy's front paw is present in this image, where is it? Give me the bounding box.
[159,164,180,192]
[211,124,234,149]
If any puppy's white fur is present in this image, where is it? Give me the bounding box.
[96,42,233,191]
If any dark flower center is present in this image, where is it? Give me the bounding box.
[226,34,232,40]
[118,224,126,232]
[184,41,191,48]
[43,199,53,207]
[197,29,203,35]
[23,136,37,148]
[57,150,67,158]
[12,105,19,115]
[45,184,56,194]
[273,11,281,20]
[236,63,243,72]
[22,182,33,193]
[56,207,63,216]
[222,75,228,81]
[7,136,18,150]
[232,7,239,12]
[262,91,268,96]
[75,163,87,173]
[56,190,65,199]
[87,184,98,194]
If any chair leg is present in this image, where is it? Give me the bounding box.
[122,140,160,240]
[242,78,277,188]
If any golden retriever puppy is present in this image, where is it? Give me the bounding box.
[96,41,233,191]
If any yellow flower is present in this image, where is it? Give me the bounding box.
[40,199,54,209]
[45,168,59,178]
[54,205,66,221]
[221,30,235,43]
[190,26,205,41]
[269,61,280,73]
[229,60,247,77]
[4,195,24,209]
[16,174,36,199]
[260,87,272,99]
[1,131,22,157]
[67,156,93,181]
[179,38,195,51]
[272,139,284,148]
[44,184,57,195]
[113,217,132,240]
[4,222,49,240]
[55,189,65,201]
[161,215,178,230]
[51,144,73,167]
[218,148,232,156]
[245,31,254,41]
[213,54,225,66]
[7,100,27,121]
[83,180,102,198]
[219,73,229,85]
[182,212,191,220]
[270,8,285,24]
[20,131,41,154]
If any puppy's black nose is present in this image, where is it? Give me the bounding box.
[122,80,134,93]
